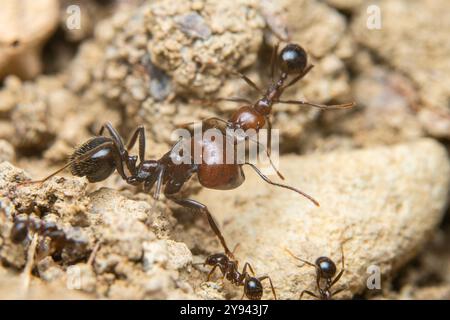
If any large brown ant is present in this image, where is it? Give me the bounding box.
[286,246,346,300]
[197,250,277,300]
[197,43,355,153]
[19,122,318,258]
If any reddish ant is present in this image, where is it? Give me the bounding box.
[19,122,318,258]
[196,248,277,300]
[286,246,346,300]
[198,43,355,153]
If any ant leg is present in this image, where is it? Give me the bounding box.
[330,246,345,288]
[266,116,272,157]
[98,122,125,151]
[232,243,240,255]
[177,117,229,132]
[284,248,316,268]
[276,99,356,110]
[242,262,256,276]
[126,126,146,163]
[164,194,234,259]
[270,43,280,80]
[300,290,319,300]
[228,70,263,94]
[244,163,320,207]
[282,65,314,89]
[245,136,284,180]
[258,275,277,300]
[206,265,219,281]
[331,286,346,299]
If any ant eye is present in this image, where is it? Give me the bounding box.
[279,44,307,75]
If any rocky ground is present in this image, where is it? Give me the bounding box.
[0,0,449,299]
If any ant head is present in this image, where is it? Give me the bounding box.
[70,136,117,183]
[278,44,307,75]
[205,253,229,267]
[315,256,336,279]
[244,276,264,300]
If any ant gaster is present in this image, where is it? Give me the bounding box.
[20,122,318,258]
[286,246,345,300]
[201,43,355,152]
[198,249,277,300]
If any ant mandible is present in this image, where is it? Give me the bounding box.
[285,246,346,300]
[19,122,319,258]
[201,43,355,153]
[196,248,277,300]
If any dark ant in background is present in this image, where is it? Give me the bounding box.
[197,43,355,153]
[10,215,88,257]
[285,246,346,300]
[196,247,277,300]
[19,122,318,258]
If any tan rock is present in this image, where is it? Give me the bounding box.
[194,139,450,299]
[0,0,59,79]
[352,0,450,138]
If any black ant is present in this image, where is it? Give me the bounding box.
[198,43,355,153]
[19,122,318,258]
[196,250,277,300]
[10,215,87,256]
[286,246,346,300]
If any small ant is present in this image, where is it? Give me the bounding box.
[199,43,355,152]
[286,246,346,300]
[196,249,277,300]
[19,122,318,258]
[10,215,87,256]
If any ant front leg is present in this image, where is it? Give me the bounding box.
[258,275,277,300]
[164,194,234,259]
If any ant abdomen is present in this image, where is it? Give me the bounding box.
[70,136,116,183]
[316,256,337,278]
[244,277,264,300]
[279,43,308,75]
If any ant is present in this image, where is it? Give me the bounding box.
[19,122,319,258]
[10,215,87,256]
[285,246,346,300]
[198,43,355,153]
[196,248,277,300]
